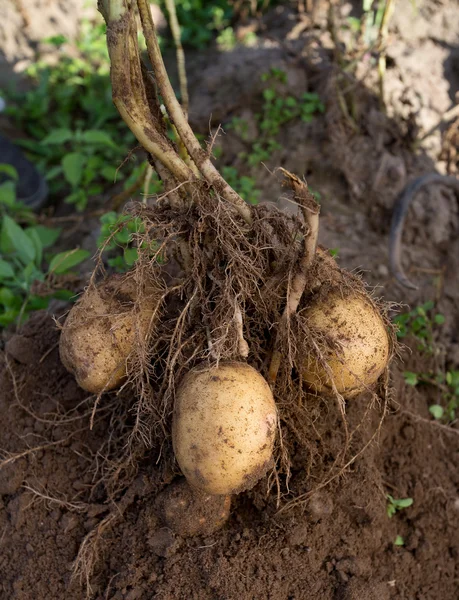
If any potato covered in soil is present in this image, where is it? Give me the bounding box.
[173,362,277,495]
[302,292,389,398]
[59,274,159,394]
[156,478,231,537]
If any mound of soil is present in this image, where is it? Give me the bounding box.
[1,312,459,600]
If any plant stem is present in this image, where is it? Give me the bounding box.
[135,0,252,225]
[268,170,320,385]
[98,0,193,183]
[164,0,189,116]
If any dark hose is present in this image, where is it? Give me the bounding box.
[389,174,459,290]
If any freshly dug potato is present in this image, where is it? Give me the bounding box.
[302,292,389,398]
[173,362,277,495]
[59,274,159,394]
[156,478,231,537]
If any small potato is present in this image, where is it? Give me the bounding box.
[173,362,277,496]
[156,478,231,537]
[302,293,390,398]
[59,274,159,394]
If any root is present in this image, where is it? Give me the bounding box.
[277,392,389,515]
[72,512,117,597]
[72,474,154,596]
[268,170,320,386]
[22,482,88,512]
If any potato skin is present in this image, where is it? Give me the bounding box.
[59,274,157,394]
[302,293,389,398]
[173,362,277,496]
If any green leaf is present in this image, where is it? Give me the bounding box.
[25,227,43,265]
[42,128,73,145]
[124,247,138,266]
[101,165,118,181]
[48,248,90,274]
[0,181,16,207]
[429,405,444,420]
[44,34,67,46]
[434,314,445,325]
[45,165,63,181]
[52,289,75,301]
[81,130,116,147]
[404,371,418,386]
[32,225,61,249]
[0,287,17,307]
[394,535,404,546]
[0,164,18,180]
[1,215,36,264]
[0,308,20,327]
[62,152,85,187]
[0,259,15,279]
[396,498,413,509]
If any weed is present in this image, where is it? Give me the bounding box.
[0,166,89,327]
[386,495,413,518]
[234,69,324,167]
[98,213,146,272]
[216,27,237,51]
[221,167,260,206]
[393,301,444,354]
[404,369,459,423]
[394,535,405,546]
[5,20,134,211]
[154,0,270,49]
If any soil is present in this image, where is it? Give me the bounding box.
[1,1,459,599]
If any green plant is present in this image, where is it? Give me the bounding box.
[154,0,270,49]
[0,167,89,328]
[386,495,413,518]
[404,369,459,423]
[216,27,237,51]
[394,535,405,546]
[156,1,232,49]
[5,19,134,210]
[98,212,146,272]
[345,1,394,48]
[234,69,325,167]
[221,167,260,206]
[393,301,445,353]
[41,128,127,210]
[97,163,163,271]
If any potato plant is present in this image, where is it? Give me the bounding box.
[59,5,395,576]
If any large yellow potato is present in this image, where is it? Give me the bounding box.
[302,293,389,398]
[59,274,159,394]
[172,362,277,495]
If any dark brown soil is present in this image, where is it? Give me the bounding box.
[1,1,459,599]
[2,312,459,599]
